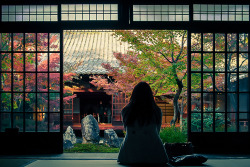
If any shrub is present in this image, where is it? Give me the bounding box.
[160,126,187,143]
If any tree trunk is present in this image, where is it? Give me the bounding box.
[171,75,183,126]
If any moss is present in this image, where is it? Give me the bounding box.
[64,143,120,153]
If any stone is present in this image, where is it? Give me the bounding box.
[63,140,74,150]
[63,126,77,144]
[81,114,100,144]
[104,129,120,148]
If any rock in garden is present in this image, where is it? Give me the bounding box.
[63,140,74,150]
[104,129,120,148]
[63,126,77,144]
[81,114,100,144]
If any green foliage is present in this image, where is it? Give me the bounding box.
[160,126,187,143]
[64,143,120,153]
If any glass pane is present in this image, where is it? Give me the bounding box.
[191,73,201,91]
[37,113,48,132]
[37,73,48,92]
[37,33,48,51]
[49,73,60,92]
[203,33,213,51]
[227,33,237,52]
[239,33,248,51]
[227,113,237,132]
[239,73,249,92]
[25,113,36,132]
[13,73,23,92]
[239,113,248,132]
[1,73,11,91]
[215,113,225,132]
[49,113,60,132]
[215,33,225,51]
[1,53,11,71]
[239,93,249,112]
[227,53,237,72]
[239,53,248,72]
[203,53,213,71]
[25,53,36,71]
[49,53,60,71]
[13,33,24,51]
[0,113,11,132]
[215,93,225,112]
[1,33,12,51]
[203,113,213,132]
[191,93,201,112]
[203,93,213,112]
[13,93,23,112]
[215,73,225,91]
[25,33,36,51]
[25,73,36,92]
[227,93,237,113]
[14,53,24,71]
[191,33,201,51]
[49,93,60,112]
[13,113,23,132]
[0,93,11,112]
[215,53,225,71]
[25,93,36,112]
[37,93,48,112]
[191,53,201,71]
[37,53,48,71]
[50,33,60,51]
[203,73,213,92]
[191,113,201,132]
[228,73,237,92]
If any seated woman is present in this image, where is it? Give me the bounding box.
[117,82,169,165]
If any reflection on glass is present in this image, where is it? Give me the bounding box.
[1,53,11,71]
[25,113,35,132]
[13,73,23,92]
[239,33,248,51]
[239,113,248,132]
[191,93,201,112]
[228,73,237,92]
[0,33,12,51]
[37,73,48,92]
[13,33,24,51]
[49,53,60,71]
[49,113,60,132]
[215,33,225,51]
[215,73,225,91]
[239,73,249,92]
[203,113,213,132]
[239,93,249,112]
[25,93,36,112]
[215,93,225,112]
[203,93,213,112]
[203,53,213,71]
[239,53,248,72]
[13,93,23,112]
[227,33,237,52]
[215,53,225,71]
[37,33,48,51]
[191,53,201,71]
[203,73,213,92]
[37,53,48,71]
[50,33,60,51]
[13,113,23,132]
[203,33,213,51]
[0,93,11,112]
[14,53,24,71]
[191,33,201,51]
[215,113,225,132]
[191,73,201,91]
[37,93,48,112]
[1,73,11,91]
[0,113,11,132]
[49,93,60,112]
[25,73,36,92]
[191,113,201,132]
[227,93,238,112]
[25,53,36,71]
[25,33,36,51]
[227,113,237,132]
[37,113,48,132]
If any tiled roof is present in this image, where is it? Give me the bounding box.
[63,30,130,74]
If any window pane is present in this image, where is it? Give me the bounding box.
[49,113,60,132]
[204,93,213,112]
[0,73,11,91]
[37,33,48,51]
[215,93,225,112]
[14,53,24,71]
[25,33,36,51]
[239,73,248,92]
[227,53,237,72]
[0,93,11,112]
[49,93,60,112]
[191,113,201,132]
[37,53,48,71]
[239,93,249,112]
[25,113,36,132]
[227,113,237,132]
[203,73,213,92]
[13,33,24,51]
[37,113,48,132]
[25,73,36,92]
[25,53,36,71]
[49,73,60,92]
[0,113,11,132]
[49,53,60,71]
[49,33,60,51]
[215,33,225,51]
[13,93,23,112]
[215,113,225,132]
[228,73,237,92]
[215,53,225,71]
[239,53,248,72]
[191,73,201,91]
[203,113,213,132]
[37,93,48,112]
[227,33,237,52]
[1,53,11,71]
[215,73,225,91]
[25,93,36,112]
[13,73,23,92]
[203,53,213,71]
[0,33,12,51]
[191,53,201,71]
[227,93,238,112]
[37,73,48,92]
[191,93,201,112]
[239,113,248,132]
[203,33,213,51]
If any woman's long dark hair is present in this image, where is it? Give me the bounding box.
[122,82,162,126]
